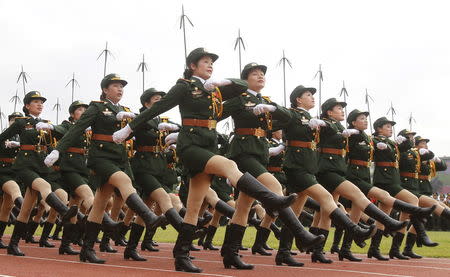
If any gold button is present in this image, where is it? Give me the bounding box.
[356,166,359,170]
[69,154,73,157]
[329,156,333,160]
[24,152,28,156]
[296,149,300,152]
[100,144,103,148]
[208,106,212,109]
[384,168,387,171]
[84,140,87,143]
[260,118,263,121]
[208,96,211,99]
[241,137,245,140]
[190,128,193,132]
[117,124,120,127]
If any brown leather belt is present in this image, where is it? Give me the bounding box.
[236,128,266,137]
[320,147,346,157]
[182,118,217,129]
[375,161,399,168]
[67,147,86,154]
[287,140,316,149]
[92,134,114,142]
[400,172,418,179]
[349,159,370,167]
[20,145,47,151]
[137,146,161,153]
[0,157,15,163]
[419,175,431,181]
[267,166,282,172]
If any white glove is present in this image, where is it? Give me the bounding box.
[269,144,285,156]
[342,129,360,138]
[203,79,232,91]
[308,118,326,130]
[167,144,177,150]
[35,122,54,131]
[165,132,179,145]
[158,122,179,132]
[419,148,429,155]
[377,142,388,150]
[433,156,441,163]
[253,104,276,115]
[112,124,132,143]
[44,150,59,167]
[5,141,20,148]
[85,126,92,132]
[116,111,136,121]
[395,135,407,144]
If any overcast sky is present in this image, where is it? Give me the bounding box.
[1,0,449,155]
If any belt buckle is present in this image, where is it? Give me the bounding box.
[395,162,399,168]
[311,141,317,151]
[342,149,346,158]
[255,128,264,138]
[367,161,372,168]
[208,120,216,130]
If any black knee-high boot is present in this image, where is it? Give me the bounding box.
[269,223,281,241]
[24,221,39,243]
[114,222,129,246]
[165,208,183,232]
[125,193,164,230]
[306,226,319,254]
[80,221,105,264]
[45,193,78,223]
[339,230,362,262]
[311,229,333,263]
[364,203,408,233]
[0,221,8,249]
[203,225,219,250]
[330,227,343,254]
[277,208,324,251]
[441,208,450,220]
[7,221,27,256]
[329,208,376,247]
[402,233,422,258]
[59,223,80,255]
[51,221,63,240]
[221,224,254,270]
[101,212,120,233]
[367,229,389,260]
[305,198,320,211]
[215,200,235,218]
[141,226,159,251]
[393,201,436,218]
[100,231,117,253]
[124,223,146,261]
[275,227,304,267]
[39,222,55,247]
[173,223,202,273]
[236,173,297,215]
[251,226,272,256]
[411,216,438,247]
[389,232,409,259]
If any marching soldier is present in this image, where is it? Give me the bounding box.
[113,49,296,272]
[0,91,78,256]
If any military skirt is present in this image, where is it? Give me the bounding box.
[346,166,373,196]
[88,157,135,189]
[284,167,319,194]
[211,176,233,202]
[418,179,433,196]
[316,171,347,193]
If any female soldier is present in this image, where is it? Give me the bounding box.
[44,74,164,264]
[0,91,78,256]
[126,88,185,261]
[112,48,298,273]
[274,88,390,266]
[0,112,24,248]
[344,110,435,262]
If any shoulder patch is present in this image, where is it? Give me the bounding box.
[14,116,31,119]
[90,100,106,104]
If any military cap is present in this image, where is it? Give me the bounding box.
[186,48,218,66]
[373,116,396,130]
[140,88,166,106]
[289,85,316,107]
[321,97,347,113]
[69,100,89,114]
[398,129,417,137]
[415,135,430,145]
[347,109,370,125]
[8,111,24,121]
[240,62,267,80]
[23,91,47,104]
[100,73,128,89]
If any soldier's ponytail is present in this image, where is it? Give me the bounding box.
[22,105,29,116]
[100,91,107,101]
[183,68,193,79]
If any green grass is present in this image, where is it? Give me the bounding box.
[6,225,450,258]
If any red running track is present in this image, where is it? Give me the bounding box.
[1,237,450,277]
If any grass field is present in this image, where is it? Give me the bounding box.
[5,225,450,258]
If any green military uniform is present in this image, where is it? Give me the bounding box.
[397,130,434,197]
[372,117,404,197]
[317,98,348,192]
[415,136,447,196]
[345,109,373,196]
[129,74,247,177]
[0,113,23,194]
[222,87,291,177]
[0,92,54,188]
[52,101,90,195]
[55,75,135,188]
[282,85,319,194]
[267,137,287,186]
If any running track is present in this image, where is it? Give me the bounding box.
[1,237,449,277]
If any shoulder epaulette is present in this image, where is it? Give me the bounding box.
[178,78,194,83]
[123,106,131,112]
[262,96,272,103]
[241,92,248,96]
[90,100,106,104]
[14,116,31,119]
